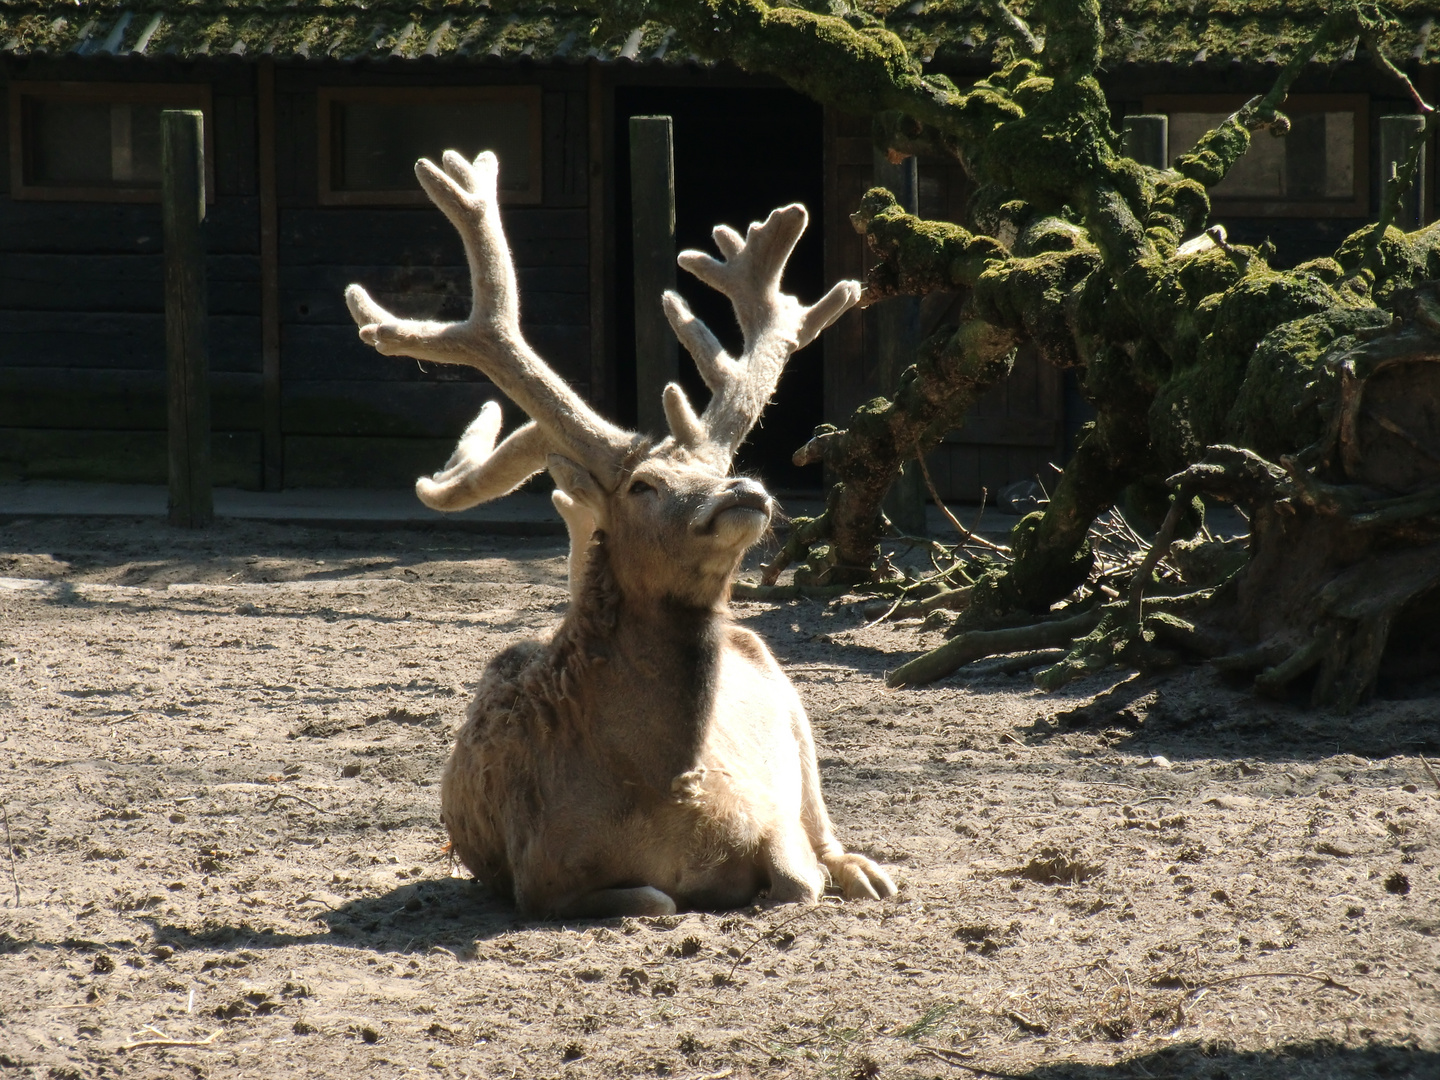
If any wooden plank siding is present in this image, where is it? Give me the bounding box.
[270,66,590,486]
[823,108,1065,505]
[0,60,261,485]
[0,60,592,489]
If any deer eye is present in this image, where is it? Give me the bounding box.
[628,479,655,496]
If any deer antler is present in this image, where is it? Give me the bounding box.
[660,205,860,463]
[345,151,630,482]
[413,403,550,511]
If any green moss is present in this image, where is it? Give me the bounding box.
[1146,177,1211,250]
[852,188,1008,294]
[1292,257,1344,285]
[1147,268,1342,470]
[1333,222,1439,304]
[1031,0,1103,81]
[1174,117,1250,188]
[1227,306,1395,459]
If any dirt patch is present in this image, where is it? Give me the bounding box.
[0,515,1436,1078]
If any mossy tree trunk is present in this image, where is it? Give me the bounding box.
[571,0,1440,707]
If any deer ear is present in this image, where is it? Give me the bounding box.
[547,454,603,512]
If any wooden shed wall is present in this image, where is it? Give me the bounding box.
[0,60,265,487]
[269,65,588,488]
[0,59,591,490]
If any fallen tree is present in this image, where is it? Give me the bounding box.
[571,0,1440,708]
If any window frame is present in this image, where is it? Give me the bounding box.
[8,81,215,203]
[316,86,544,207]
[1143,93,1370,218]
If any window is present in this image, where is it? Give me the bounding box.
[318,87,543,206]
[8,82,213,202]
[1144,94,1368,217]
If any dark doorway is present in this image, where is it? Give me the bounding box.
[614,85,825,493]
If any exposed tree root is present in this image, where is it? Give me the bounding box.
[888,609,1103,687]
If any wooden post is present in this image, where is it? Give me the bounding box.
[258,59,283,490]
[1380,114,1427,231]
[873,149,926,534]
[1123,114,1169,169]
[162,109,213,527]
[588,62,608,414]
[629,116,678,437]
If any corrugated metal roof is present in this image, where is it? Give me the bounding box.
[1,2,1438,67]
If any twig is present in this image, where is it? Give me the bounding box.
[120,1024,222,1050]
[724,905,826,984]
[259,792,334,815]
[983,0,1041,55]
[1128,489,1188,623]
[735,1035,783,1061]
[914,441,1009,554]
[1179,970,1359,996]
[731,581,852,602]
[1362,25,1436,115]
[912,1046,1028,1079]
[2,802,19,907]
[956,649,1066,678]
[1419,754,1440,793]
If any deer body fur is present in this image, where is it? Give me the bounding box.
[347,150,894,916]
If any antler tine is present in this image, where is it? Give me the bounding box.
[670,204,860,461]
[662,383,706,447]
[661,291,736,392]
[415,405,552,512]
[347,150,629,479]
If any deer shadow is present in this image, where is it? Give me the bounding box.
[135,876,575,960]
[1015,1040,1437,1079]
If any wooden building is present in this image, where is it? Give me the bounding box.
[1,2,1436,499]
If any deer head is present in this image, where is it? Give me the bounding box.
[346,150,858,607]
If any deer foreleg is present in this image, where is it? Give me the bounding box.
[792,709,897,901]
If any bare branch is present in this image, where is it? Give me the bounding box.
[984,0,1041,55]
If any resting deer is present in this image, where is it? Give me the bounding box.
[346,150,895,917]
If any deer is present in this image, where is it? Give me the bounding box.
[345,149,895,918]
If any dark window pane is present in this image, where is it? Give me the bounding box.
[29,99,111,184]
[127,105,165,184]
[334,100,533,192]
[27,100,167,188]
[1167,110,1354,201]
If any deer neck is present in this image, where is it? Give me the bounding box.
[567,540,727,771]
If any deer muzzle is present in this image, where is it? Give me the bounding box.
[694,477,774,534]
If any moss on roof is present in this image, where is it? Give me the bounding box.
[1,2,1438,67]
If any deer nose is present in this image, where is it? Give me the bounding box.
[727,477,769,506]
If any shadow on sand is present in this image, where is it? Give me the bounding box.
[1007,1040,1435,1079]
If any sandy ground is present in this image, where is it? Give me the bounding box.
[0,514,1437,1080]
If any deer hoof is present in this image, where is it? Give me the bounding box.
[826,854,897,901]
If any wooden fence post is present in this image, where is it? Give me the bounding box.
[1123,114,1169,170]
[1379,114,1427,231]
[873,149,927,534]
[162,109,213,527]
[629,116,679,438]
[258,60,283,491]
